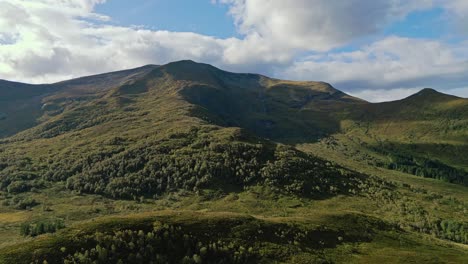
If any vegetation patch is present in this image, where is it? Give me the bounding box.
[0,212,393,264]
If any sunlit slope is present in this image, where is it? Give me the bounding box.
[1,211,467,264]
[317,88,468,185]
[345,88,468,143]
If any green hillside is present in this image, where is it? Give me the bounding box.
[315,88,468,186]
[0,61,467,263]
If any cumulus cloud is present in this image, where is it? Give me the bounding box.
[0,0,231,83]
[0,0,298,83]
[441,0,468,33]
[0,0,467,102]
[217,0,433,51]
[280,36,468,92]
[348,88,422,102]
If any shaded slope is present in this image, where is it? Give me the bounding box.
[2,60,366,143]
[0,65,157,138]
[168,60,365,142]
[0,81,54,137]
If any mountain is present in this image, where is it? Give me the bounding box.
[0,61,467,263]
[326,86,468,185]
[2,60,372,199]
[0,65,157,138]
[1,60,365,141]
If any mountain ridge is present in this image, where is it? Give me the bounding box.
[3,60,464,103]
[1,60,467,144]
[2,60,464,104]
[0,60,362,140]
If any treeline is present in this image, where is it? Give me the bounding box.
[63,224,256,264]
[367,144,468,186]
[0,157,43,193]
[386,154,468,185]
[0,127,368,200]
[22,215,362,264]
[62,140,364,199]
[436,219,468,244]
[2,196,38,210]
[20,219,65,237]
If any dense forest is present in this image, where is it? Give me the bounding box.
[365,145,468,186]
[386,154,468,185]
[3,213,389,264]
[0,127,367,201]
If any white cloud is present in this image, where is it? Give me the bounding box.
[217,0,434,51]
[348,88,422,102]
[279,36,468,101]
[0,0,231,83]
[441,0,468,33]
[350,86,468,103]
[0,0,295,83]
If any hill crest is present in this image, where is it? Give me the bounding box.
[0,60,466,141]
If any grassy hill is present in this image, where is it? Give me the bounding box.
[2,211,467,264]
[318,87,468,186]
[0,61,467,263]
[0,65,157,138]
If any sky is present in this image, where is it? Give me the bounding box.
[1,0,468,102]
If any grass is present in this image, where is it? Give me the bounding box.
[0,178,466,256]
[1,210,467,264]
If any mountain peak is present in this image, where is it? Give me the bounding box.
[164,60,214,69]
[417,88,438,95]
[170,59,198,64]
[161,60,221,74]
[404,88,460,102]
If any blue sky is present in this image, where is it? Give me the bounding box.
[384,8,446,38]
[97,1,447,45]
[95,0,237,38]
[1,0,468,102]
[96,1,454,53]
